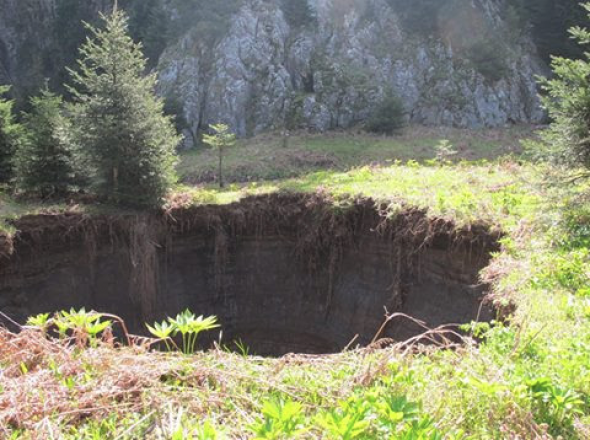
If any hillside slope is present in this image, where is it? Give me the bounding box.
[0,0,546,140]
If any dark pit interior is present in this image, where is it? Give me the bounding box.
[0,194,499,356]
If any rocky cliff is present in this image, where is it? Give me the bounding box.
[159,0,547,140]
[0,0,547,139]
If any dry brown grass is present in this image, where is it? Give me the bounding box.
[0,326,185,436]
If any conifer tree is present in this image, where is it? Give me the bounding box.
[15,89,80,197]
[365,94,405,135]
[68,9,180,208]
[202,124,236,189]
[0,86,22,184]
[533,3,590,170]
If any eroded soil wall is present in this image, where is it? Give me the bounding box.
[0,194,499,355]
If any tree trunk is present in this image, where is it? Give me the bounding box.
[113,166,119,201]
[218,148,224,189]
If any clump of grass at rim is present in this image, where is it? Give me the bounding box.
[173,160,540,229]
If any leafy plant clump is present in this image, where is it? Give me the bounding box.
[249,390,458,440]
[147,309,220,354]
[26,308,113,348]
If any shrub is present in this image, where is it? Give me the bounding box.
[386,0,451,36]
[163,93,190,138]
[280,0,317,29]
[167,0,242,45]
[467,36,510,82]
[365,94,406,135]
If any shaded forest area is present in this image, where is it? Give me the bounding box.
[387,0,587,62]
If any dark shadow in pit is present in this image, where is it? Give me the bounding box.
[0,194,499,357]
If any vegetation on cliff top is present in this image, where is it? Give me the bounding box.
[0,10,181,209]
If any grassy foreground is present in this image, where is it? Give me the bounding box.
[2,128,590,438]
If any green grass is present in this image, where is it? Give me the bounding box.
[173,160,538,230]
[0,189,63,233]
[4,127,590,438]
[178,125,533,184]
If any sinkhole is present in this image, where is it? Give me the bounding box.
[0,194,500,356]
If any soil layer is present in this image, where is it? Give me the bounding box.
[0,194,500,355]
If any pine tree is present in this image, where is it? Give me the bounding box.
[0,86,22,184]
[365,94,405,136]
[533,3,590,171]
[202,124,236,189]
[68,9,180,208]
[15,89,80,197]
